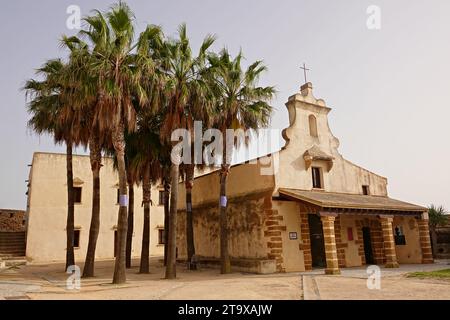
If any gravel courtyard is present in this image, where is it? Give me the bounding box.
[0,258,449,300]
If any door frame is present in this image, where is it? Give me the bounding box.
[308,214,327,268]
[362,226,375,264]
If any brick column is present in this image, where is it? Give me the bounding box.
[320,214,340,275]
[334,216,347,268]
[300,214,312,271]
[379,215,399,268]
[418,212,434,264]
[264,209,286,272]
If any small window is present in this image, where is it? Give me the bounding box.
[73,230,80,248]
[158,229,165,245]
[309,115,318,138]
[116,189,120,204]
[394,226,406,245]
[73,187,82,203]
[158,191,165,206]
[312,167,322,189]
[362,185,370,195]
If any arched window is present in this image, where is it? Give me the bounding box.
[309,115,318,137]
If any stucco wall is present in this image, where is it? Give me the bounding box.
[334,215,422,266]
[26,153,164,264]
[176,191,271,260]
[177,160,275,209]
[272,200,305,272]
[393,216,422,263]
[338,215,363,267]
[275,84,388,196]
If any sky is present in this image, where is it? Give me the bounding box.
[1,0,449,210]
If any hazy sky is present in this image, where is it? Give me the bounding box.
[1,0,449,210]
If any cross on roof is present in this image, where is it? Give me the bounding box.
[300,63,310,84]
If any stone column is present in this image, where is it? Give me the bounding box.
[418,212,434,264]
[379,215,399,268]
[320,214,340,275]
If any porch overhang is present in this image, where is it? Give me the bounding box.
[278,188,427,217]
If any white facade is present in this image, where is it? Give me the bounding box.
[26,152,164,264]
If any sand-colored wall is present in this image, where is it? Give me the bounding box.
[175,160,275,265]
[177,160,275,209]
[176,191,271,260]
[393,216,422,264]
[338,215,363,267]
[26,152,164,264]
[272,200,305,272]
[335,215,422,266]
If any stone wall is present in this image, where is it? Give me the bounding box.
[435,216,450,258]
[0,210,26,232]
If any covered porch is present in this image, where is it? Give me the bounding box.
[279,188,434,275]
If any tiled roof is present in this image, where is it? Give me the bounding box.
[279,188,426,212]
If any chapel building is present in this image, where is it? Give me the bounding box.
[175,82,433,274]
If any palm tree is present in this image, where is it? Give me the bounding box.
[428,204,448,257]
[78,3,161,283]
[59,35,107,278]
[126,113,163,273]
[180,60,216,271]
[25,59,86,271]
[208,49,275,273]
[159,24,215,279]
[181,87,216,270]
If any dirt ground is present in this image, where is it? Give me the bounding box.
[0,258,449,300]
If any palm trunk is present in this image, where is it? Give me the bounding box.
[219,136,232,274]
[140,165,151,273]
[219,163,231,274]
[165,163,179,279]
[185,164,196,270]
[112,122,128,284]
[65,142,75,271]
[82,136,102,278]
[163,176,170,266]
[126,175,134,269]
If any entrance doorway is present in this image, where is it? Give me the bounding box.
[362,227,374,264]
[308,214,326,268]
